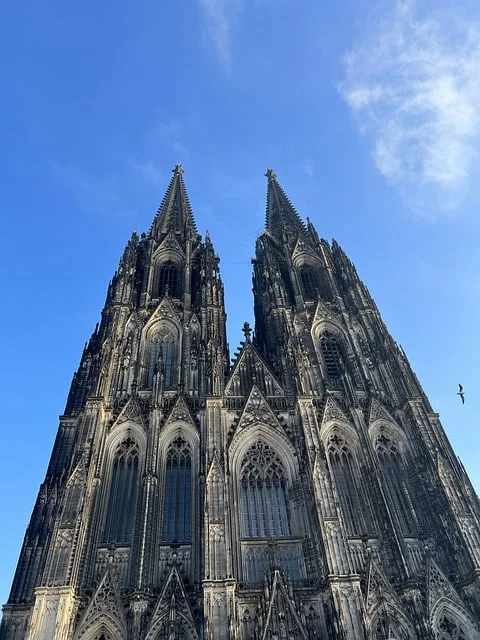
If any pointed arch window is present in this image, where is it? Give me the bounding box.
[300,266,319,301]
[327,433,371,536]
[191,261,202,307]
[162,437,192,544]
[240,441,291,538]
[299,264,332,302]
[436,613,468,639]
[375,433,418,536]
[102,437,140,545]
[147,333,176,389]
[319,333,343,389]
[156,261,180,298]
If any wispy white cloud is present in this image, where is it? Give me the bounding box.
[339,0,480,215]
[303,159,315,178]
[199,0,243,71]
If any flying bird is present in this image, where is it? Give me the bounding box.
[457,384,465,404]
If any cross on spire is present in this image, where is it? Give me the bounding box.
[265,168,277,180]
[172,164,184,176]
[242,321,252,342]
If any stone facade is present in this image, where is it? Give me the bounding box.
[2,166,480,639]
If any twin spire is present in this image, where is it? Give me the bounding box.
[151,166,307,242]
[151,164,198,241]
[265,168,306,239]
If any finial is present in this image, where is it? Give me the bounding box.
[172,164,184,176]
[242,321,252,342]
[265,168,277,180]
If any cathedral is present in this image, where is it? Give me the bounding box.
[2,166,480,640]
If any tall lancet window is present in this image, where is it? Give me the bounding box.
[157,261,180,298]
[240,441,291,538]
[102,437,140,545]
[162,437,192,544]
[300,265,319,301]
[146,333,176,389]
[375,433,418,535]
[327,433,370,536]
[319,332,343,390]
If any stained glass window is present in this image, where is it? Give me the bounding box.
[162,437,192,544]
[327,433,370,536]
[102,438,140,545]
[240,441,291,538]
[376,433,418,536]
[157,261,179,298]
[300,266,319,301]
[146,335,176,389]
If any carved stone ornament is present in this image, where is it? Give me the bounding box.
[321,396,350,426]
[368,397,396,426]
[154,229,185,260]
[74,567,127,639]
[165,394,196,427]
[262,570,309,640]
[225,342,284,398]
[428,559,465,614]
[144,566,199,640]
[114,394,146,427]
[237,385,281,430]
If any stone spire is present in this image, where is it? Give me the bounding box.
[265,168,306,241]
[150,164,198,241]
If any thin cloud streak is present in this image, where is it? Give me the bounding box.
[199,0,243,71]
[339,1,480,215]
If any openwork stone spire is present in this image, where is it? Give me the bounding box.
[151,164,198,241]
[265,168,306,241]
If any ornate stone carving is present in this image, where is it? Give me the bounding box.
[321,396,350,426]
[237,386,280,430]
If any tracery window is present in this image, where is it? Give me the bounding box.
[436,614,467,639]
[327,433,370,536]
[157,261,179,298]
[102,437,140,545]
[240,441,291,538]
[146,334,176,389]
[375,433,418,536]
[300,266,319,301]
[162,437,192,544]
[319,333,343,389]
[299,264,331,302]
[191,262,202,306]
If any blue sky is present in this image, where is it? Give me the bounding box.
[1,0,480,607]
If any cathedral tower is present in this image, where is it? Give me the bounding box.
[1,168,479,639]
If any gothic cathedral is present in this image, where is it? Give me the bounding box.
[2,167,480,640]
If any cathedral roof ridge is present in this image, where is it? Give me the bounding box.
[226,327,285,400]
